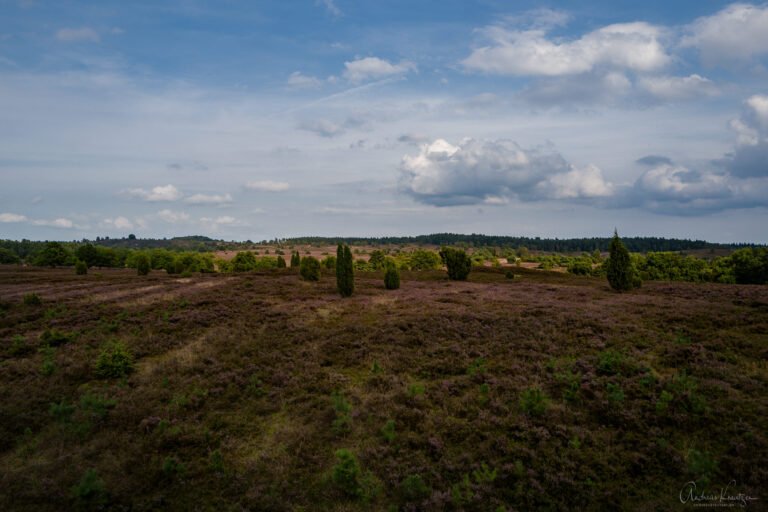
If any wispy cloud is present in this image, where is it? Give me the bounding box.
[244,181,290,192]
[55,27,100,43]
[124,185,182,202]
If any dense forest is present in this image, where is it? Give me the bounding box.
[281,233,760,253]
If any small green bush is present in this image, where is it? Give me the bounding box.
[10,334,31,356]
[384,262,400,290]
[75,260,88,275]
[49,400,76,423]
[300,256,321,281]
[381,419,396,442]
[95,341,134,378]
[23,293,42,306]
[71,468,107,508]
[40,328,75,347]
[39,345,56,376]
[400,474,430,502]
[656,390,673,413]
[162,457,187,479]
[332,449,363,498]
[439,247,472,280]
[136,254,150,276]
[276,255,286,268]
[519,387,549,416]
[331,392,352,435]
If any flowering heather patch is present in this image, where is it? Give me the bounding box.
[0,265,766,510]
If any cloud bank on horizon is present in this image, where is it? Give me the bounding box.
[0,1,766,242]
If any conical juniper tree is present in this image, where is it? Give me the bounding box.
[606,230,640,291]
[336,244,354,297]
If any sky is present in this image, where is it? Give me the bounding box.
[1,0,767,243]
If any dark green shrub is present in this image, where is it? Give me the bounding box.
[34,241,71,267]
[40,328,75,347]
[23,293,42,306]
[0,247,21,264]
[39,345,55,376]
[505,270,515,279]
[300,256,321,281]
[519,387,549,416]
[336,244,354,297]
[400,474,430,503]
[49,400,76,423]
[368,250,386,270]
[290,251,301,267]
[95,341,134,378]
[408,249,441,270]
[162,457,187,479]
[606,230,640,291]
[75,260,88,275]
[331,392,352,435]
[331,449,371,499]
[71,468,107,508]
[439,247,472,280]
[276,255,286,268]
[322,255,336,269]
[10,334,31,356]
[135,254,150,276]
[597,349,624,375]
[381,419,396,442]
[231,251,257,272]
[384,262,400,290]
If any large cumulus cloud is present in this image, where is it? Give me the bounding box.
[398,138,613,206]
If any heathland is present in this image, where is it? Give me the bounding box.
[0,238,766,510]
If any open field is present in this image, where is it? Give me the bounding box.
[0,265,766,510]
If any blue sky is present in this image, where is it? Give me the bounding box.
[1,1,767,242]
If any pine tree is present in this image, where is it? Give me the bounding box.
[606,230,640,291]
[290,251,301,268]
[336,244,354,297]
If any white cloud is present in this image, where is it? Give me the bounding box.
[103,216,134,229]
[244,180,290,192]
[125,184,182,202]
[31,218,74,228]
[114,217,133,229]
[287,71,323,89]
[157,209,190,223]
[316,0,341,17]
[463,22,670,76]
[184,193,233,205]
[638,74,718,101]
[519,71,632,106]
[343,57,417,83]
[726,94,768,178]
[0,212,28,223]
[209,215,235,225]
[55,27,100,43]
[538,164,614,199]
[399,138,611,206]
[298,119,345,137]
[682,4,768,65]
